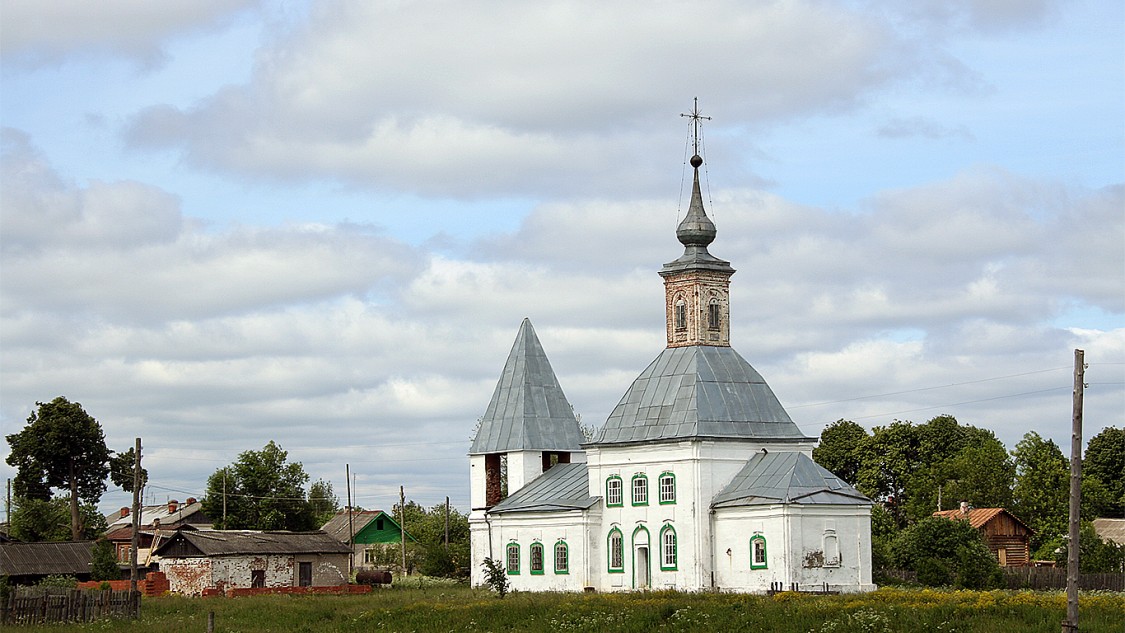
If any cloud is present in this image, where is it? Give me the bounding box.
[0,0,261,69]
[876,116,975,141]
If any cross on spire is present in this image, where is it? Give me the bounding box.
[680,97,711,157]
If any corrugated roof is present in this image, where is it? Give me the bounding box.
[489,463,598,515]
[0,541,94,576]
[321,510,383,541]
[152,530,351,557]
[1093,518,1125,546]
[470,318,584,454]
[104,500,208,532]
[933,507,1032,533]
[593,346,811,445]
[711,451,870,508]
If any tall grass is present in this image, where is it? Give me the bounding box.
[15,583,1125,633]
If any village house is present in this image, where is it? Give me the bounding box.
[933,504,1033,567]
[468,135,874,593]
[0,541,95,585]
[320,509,414,571]
[151,529,351,596]
[103,498,211,565]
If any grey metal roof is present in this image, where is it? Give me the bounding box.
[488,462,598,515]
[152,530,351,557]
[711,451,871,508]
[660,158,735,276]
[470,318,584,454]
[0,541,94,576]
[592,346,810,445]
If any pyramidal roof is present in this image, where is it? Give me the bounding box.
[470,318,584,455]
[711,452,870,508]
[592,346,809,445]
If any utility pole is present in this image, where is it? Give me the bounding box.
[400,486,407,576]
[222,471,227,530]
[6,479,10,526]
[346,464,354,576]
[445,496,450,550]
[1063,349,1084,633]
[130,438,142,592]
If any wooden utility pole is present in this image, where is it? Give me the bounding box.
[222,471,227,530]
[129,438,142,591]
[445,496,450,549]
[1063,349,1084,633]
[346,464,354,576]
[400,486,407,576]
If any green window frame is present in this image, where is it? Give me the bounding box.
[750,535,767,570]
[658,471,676,505]
[631,473,649,506]
[607,528,624,573]
[506,542,520,575]
[606,475,623,507]
[529,542,544,575]
[660,524,677,571]
[554,540,569,574]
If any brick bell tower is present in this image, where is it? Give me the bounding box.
[659,100,734,348]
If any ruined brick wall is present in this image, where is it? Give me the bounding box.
[161,558,213,596]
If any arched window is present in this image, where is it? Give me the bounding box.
[608,528,624,573]
[529,542,544,574]
[606,475,623,507]
[675,300,687,330]
[554,540,569,574]
[660,524,678,571]
[632,473,649,506]
[658,471,676,504]
[506,542,520,575]
[824,531,840,567]
[750,535,767,570]
[707,300,721,330]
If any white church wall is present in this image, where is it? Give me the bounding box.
[712,505,788,592]
[471,510,591,592]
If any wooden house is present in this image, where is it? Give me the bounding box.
[320,510,414,570]
[0,541,95,584]
[933,505,1033,566]
[151,529,351,595]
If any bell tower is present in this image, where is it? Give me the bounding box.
[659,99,735,348]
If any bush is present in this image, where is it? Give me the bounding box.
[90,538,120,581]
[888,516,1002,588]
[480,557,509,598]
[38,574,78,588]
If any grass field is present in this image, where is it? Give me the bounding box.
[14,580,1125,632]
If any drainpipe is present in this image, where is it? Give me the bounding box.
[709,508,717,590]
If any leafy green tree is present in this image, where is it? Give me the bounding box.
[392,499,471,577]
[814,419,869,484]
[888,516,1003,589]
[1084,426,1125,517]
[9,496,107,542]
[108,447,147,493]
[308,479,340,526]
[201,441,316,531]
[89,539,120,581]
[1011,431,1069,552]
[5,397,110,540]
[856,420,920,525]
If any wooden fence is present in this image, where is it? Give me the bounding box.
[879,568,1125,591]
[1,587,140,625]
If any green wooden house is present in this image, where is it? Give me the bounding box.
[321,510,415,570]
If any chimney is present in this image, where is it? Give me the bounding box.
[186,497,197,506]
[168,500,179,514]
[959,501,969,515]
[119,507,130,518]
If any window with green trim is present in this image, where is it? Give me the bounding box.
[658,472,675,504]
[606,475,623,507]
[506,542,520,574]
[631,473,648,506]
[608,528,624,573]
[660,524,677,571]
[750,535,767,569]
[530,542,544,574]
[554,541,569,574]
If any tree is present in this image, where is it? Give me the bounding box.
[5,397,110,540]
[109,447,147,493]
[856,420,920,526]
[1084,426,1125,517]
[201,441,316,531]
[391,499,471,577]
[90,539,120,581]
[9,496,107,542]
[888,516,1003,589]
[813,419,869,484]
[308,479,340,526]
[1011,431,1069,552]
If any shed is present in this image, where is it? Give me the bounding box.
[933,506,1033,566]
[0,541,95,584]
[151,530,351,595]
[1092,518,1125,547]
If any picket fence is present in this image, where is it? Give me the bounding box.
[1,587,140,625]
[880,568,1125,592]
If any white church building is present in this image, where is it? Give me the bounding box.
[468,142,875,594]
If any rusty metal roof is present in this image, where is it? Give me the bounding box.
[933,507,1033,533]
[0,541,94,576]
[470,318,584,455]
[152,530,351,558]
[712,451,870,508]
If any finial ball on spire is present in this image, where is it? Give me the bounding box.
[690,154,703,168]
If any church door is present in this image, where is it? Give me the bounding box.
[636,547,649,589]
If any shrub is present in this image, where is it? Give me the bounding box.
[888,516,1002,587]
[480,557,509,598]
[38,574,78,588]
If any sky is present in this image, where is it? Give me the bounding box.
[1,0,1122,522]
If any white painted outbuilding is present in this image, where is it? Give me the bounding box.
[469,147,874,594]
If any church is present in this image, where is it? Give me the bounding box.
[468,130,875,593]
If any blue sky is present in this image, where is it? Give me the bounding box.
[2,1,1122,519]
